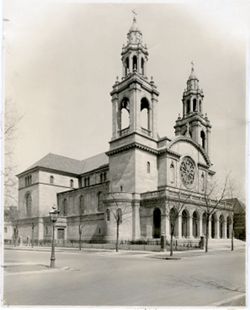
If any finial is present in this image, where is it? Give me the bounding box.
[115,76,119,84]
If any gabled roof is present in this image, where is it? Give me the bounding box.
[19,152,109,176]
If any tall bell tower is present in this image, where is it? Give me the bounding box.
[174,64,212,156]
[107,16,159,193]
[110,16,159,141]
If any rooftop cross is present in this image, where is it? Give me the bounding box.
[191,61,194,72]
[132,9,137,21]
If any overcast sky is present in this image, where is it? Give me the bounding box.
[4,0,249,200]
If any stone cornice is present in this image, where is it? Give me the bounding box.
[110,73,159,97]
[107,141,158,156]
[174,113,212,128]
[17,166,79,178]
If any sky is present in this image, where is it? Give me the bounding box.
[3,0,250,204]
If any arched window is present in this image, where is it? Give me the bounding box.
[25,193,32,217]
[140,97,150,131]
[170,208,178,237]
[200,130,206,149]
[97,192,103,211]
[170,161,175,184]
[70,179,74,188]
[202,213,207,235]
[147,161,151,173]
[62,199,67,216]
[120,185,123,192]
[120,98,130,130]
[192,211,199,238]
[186,100,190,114]
[182,210,188,237]
[199,100,202,113]
[201,172,205,191]
[141,58,145,75]
[106,209,110,221]
[125,57,129,75]
[79,195,84,215]
[133,55,137,71]
[153,208,161,238]
[50,175,54,184]
[193,98,197,112]
[117,208,122,224]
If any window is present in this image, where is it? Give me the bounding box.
[170,161,175,184]
[62,199,67,216]
[45,225,49,235]
[100,172,107,183]
[141,58,145,75]
[120,185,123,192]
[193,98,197,112]
[106,209,110,221]
[79,195,84,214]
[4,227,7,233]
[133,55,137,71]
[200,130,206,149]
[70,179,74,188]
[25,175,32,187]
[84,177,90,187]
[201,172,205,191]
[147,161,151,173]
[97,192,102,211]
[25,193,32,216]
[50,175,54,184]
[186,100,190,114]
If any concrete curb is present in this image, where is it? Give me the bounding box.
[211,293,246,306]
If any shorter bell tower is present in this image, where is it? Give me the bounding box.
[174,64,212,156]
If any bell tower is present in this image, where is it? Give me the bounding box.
[107,16,159,194]
[110,16,159,141]
[174,64,212,156]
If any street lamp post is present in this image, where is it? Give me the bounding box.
[31,223,34,248]
[49,205,60,268]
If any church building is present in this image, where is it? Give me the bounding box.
[16,17,233,246]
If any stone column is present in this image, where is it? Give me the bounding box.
[112,95,119,139]
[189,215,193,238]
[199,216,203,237]
[37,218,44,242]
[132,202,141,241]
[151,94,158,139]
[178,215,182,239]
[223,220,227,239]
[216,217,220,239]
[208,218,212,238]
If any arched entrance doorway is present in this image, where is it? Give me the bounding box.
[153,208,161,238]
[193,211,199,238]
[182,210,188,238]
[226,216,231,239]
[219,214,224,238]
[211,213,216,239]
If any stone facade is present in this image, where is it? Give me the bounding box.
[14,17,233,246]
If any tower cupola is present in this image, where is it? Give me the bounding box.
[174,63,212,156]
[121,16,148,77]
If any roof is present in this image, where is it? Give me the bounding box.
[21,152,109,176]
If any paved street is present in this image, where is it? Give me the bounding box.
[3,247,245,306]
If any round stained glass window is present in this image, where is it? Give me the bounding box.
[180,156,196,188]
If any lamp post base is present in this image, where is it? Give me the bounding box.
[50,258,55,268]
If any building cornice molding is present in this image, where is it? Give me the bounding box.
[107,141,158,156]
